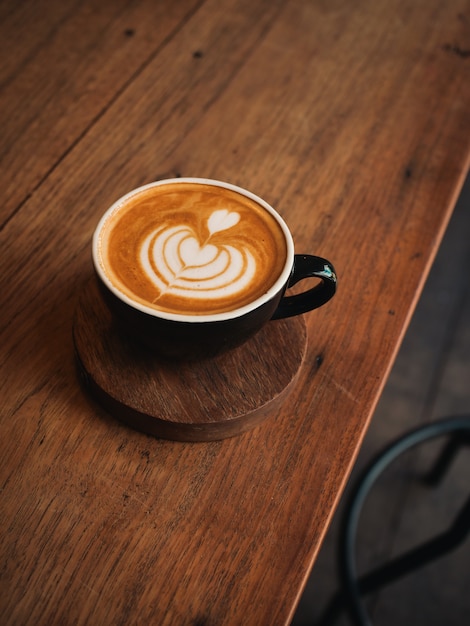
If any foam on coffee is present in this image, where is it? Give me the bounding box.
[96,181,288,316]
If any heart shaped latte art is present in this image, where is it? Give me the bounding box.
[139,210,256,302]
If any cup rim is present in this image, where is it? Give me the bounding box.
[92,177,295,323]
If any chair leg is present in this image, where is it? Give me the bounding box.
[315,416,470,626]
[422,431,470,486]
[355,494,470,595]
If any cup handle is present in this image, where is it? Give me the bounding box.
[271,255,337,320]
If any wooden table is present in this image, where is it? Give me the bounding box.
[1,1,469,624]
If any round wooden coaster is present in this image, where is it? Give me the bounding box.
[73,279,307,441]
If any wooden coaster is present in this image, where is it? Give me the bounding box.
[73,279,307,441]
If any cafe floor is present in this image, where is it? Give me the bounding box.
[292,173,470,626]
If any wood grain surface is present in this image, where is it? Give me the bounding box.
[1,0,469,624]
[73,279,307,441]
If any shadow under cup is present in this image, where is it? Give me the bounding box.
[92,179,337,360]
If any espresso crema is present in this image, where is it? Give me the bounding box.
[96,182,288,316]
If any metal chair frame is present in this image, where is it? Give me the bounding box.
[317,416,470,626]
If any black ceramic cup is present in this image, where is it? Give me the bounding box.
[92,178,337,359]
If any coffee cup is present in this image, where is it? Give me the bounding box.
[92,178,337,359]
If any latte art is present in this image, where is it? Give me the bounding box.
[141,210,256,303]
[96,181,289,316]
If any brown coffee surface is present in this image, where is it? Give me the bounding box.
[97,182,288,315]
